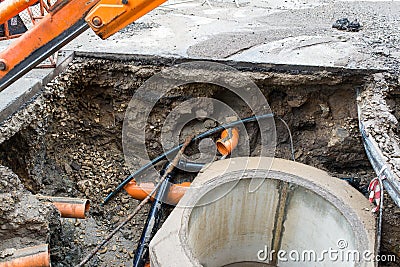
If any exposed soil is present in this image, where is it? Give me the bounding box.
[359,73,400,266]
[0,58,399,266]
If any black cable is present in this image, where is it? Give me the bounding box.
[102,113,274,205]
[177,160,205,172]
[132,163,173,267]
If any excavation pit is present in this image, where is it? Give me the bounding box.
[0,55,398,266]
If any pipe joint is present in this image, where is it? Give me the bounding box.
[216,127,239,156]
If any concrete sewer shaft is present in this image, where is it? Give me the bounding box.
[150,157,377,267]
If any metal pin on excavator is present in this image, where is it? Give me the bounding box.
[0,0,166,91]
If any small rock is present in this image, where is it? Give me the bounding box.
[0,248,16,258]
[319,104,330,118]
[287,95,307,108]
[99,247,108,254]
[195,109,208,119]
[177,104,192,115]
[203,119,217,129]
[64,163,73,174]
[294,150,303,160]
[70,161,81,171]
[225,116,238,123]
[111,216,120,223]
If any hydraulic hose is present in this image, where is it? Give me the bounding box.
[103,113,274,205]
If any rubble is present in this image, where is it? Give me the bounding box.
[0,165,60,257]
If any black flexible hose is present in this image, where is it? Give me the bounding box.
[177,160,205,172]
[133,163,173,267]
[103,113,274,205]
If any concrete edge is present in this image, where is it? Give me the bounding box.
[0,51,75,124]
[74,51,384,76]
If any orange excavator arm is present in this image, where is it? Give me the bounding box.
[0,0,166,91]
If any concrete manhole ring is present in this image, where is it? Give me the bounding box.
[150,157,376,267]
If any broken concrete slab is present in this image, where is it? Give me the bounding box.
[60,0,400,70]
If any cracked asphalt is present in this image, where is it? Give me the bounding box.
[63,0,400,71]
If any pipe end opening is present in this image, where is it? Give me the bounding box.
[216,142,230,156]
[84,200,90,213]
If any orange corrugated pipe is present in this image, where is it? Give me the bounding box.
[0,0,38,25]
[216,127,239,156]
[124,180,191,205]
[36,196,90,219]
[0,244,50,267]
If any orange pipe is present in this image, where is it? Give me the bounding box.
[216,127,239,156]
[37,196,90,219]
[0,244,50,267]
[167,181,191,204]
[124,180,191,205]
[0,0,38,25]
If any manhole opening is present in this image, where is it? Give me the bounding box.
[186,178,358,267]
